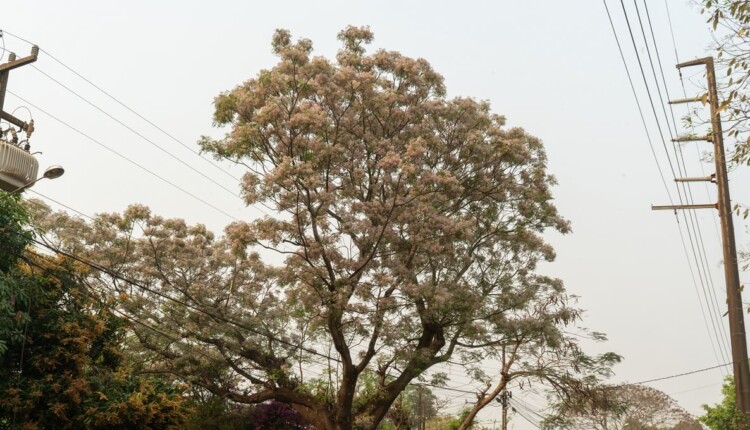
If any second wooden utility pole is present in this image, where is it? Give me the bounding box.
[654,56,750,424]
[498,390,510,430]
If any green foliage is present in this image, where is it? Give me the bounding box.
[425,409,481,430]
[0,202,189,429]
[700,377,741,430]
[183,395,312,430]
[0,196,32,359]
[0,195,30,273]
[380,384,438,429]
[700,0,750,165]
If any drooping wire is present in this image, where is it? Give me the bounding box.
[1,240,336,387]
[627,361,730,385]
[0,30,5,63]
[621,0,731,365]
[27,189,96,221]
[507,398,542,429]
[10,105,33,123]
[602,0,731,368]
[0,28,242,184]
[630,0,731,366]
[29,65,241,199]
[6,90,240,222]
[674,214,725,370]
[662,0,725,248]
[639,0,732,366]
[602,0,675,204]
[4,217,495,404]
[510,397,546,423]
[5,201,740,421]
[618,0,681,180]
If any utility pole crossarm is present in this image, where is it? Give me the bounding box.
[661,55,750,425]
[1,111,32,133]
[676,57,712,69]
[675,174,715,183]
[0,46,39,73]
[672,134,712,142]
[669,96,706,105]
[0,45,40,131]
[651,203,718,210]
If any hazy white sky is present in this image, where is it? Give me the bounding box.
[1,1,742,428]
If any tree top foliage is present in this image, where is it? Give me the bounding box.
[32,27,618,430]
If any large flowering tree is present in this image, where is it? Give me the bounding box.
[33,27,618,430]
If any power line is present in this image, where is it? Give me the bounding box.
[627,361,731,385]
[27,189,95,221]
[5,241,336,385]
[12,225,494,407]
[0,28,241,184]
[508,398,541,429]
[660,0,725,263]
[510,397,546,422]
[674,216,725,370]
[6,90,240,222]
[602,0,731,368]
[618,0,680,180]
[5,226,328,361]
[633,0,732,367]
[620,0,731,367]
[638,0,729,348]
[669,381,723,396]
[663,4,727,326]
[6,211,739,423]
[602,0,674,203]
[30,65,241,199]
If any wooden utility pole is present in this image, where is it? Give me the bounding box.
[704,55,750,424]
[417,384,424,430]
[654,56,750,425]
[0,44,39,134]
[498,390,510,430]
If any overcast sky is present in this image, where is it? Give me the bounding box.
[1,1,741,428]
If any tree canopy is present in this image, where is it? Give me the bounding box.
[30,27,618,430]
[542,384,702,430]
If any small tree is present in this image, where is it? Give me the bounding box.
[384,384,439,429]
[701,376,742,430]
[0,197,188,429]
[542,384,702,430]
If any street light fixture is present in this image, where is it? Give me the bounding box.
[41,165,65,180]
[0,165,65,201]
